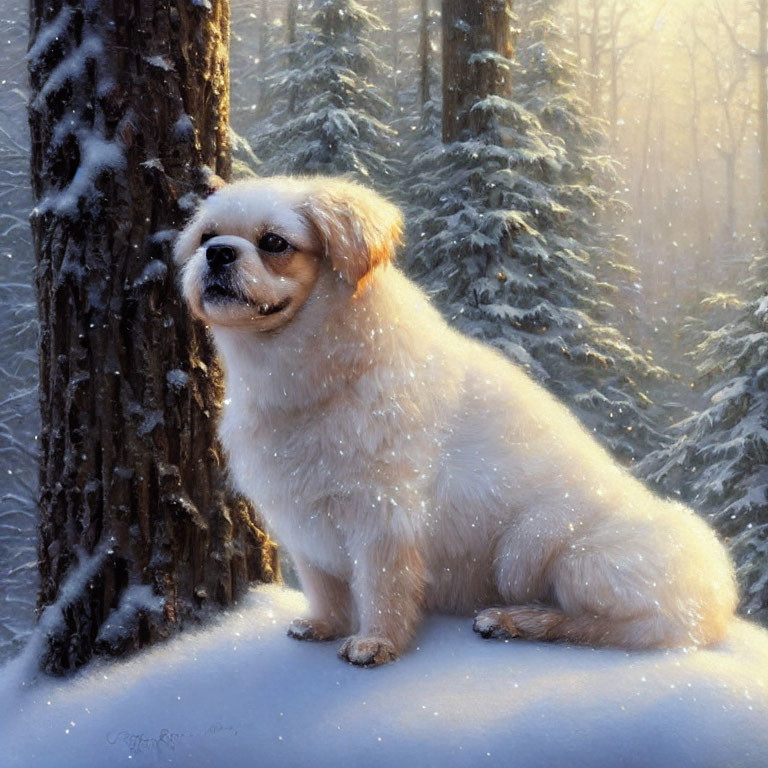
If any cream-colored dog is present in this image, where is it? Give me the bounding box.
[174,175,737,667]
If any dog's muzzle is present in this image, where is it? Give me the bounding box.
[200,241,291,316]
[203,243,240,303]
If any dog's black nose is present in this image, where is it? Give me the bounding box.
[206,244,237,270]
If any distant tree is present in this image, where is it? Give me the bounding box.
[569,0,661,144]
[255,0,396,183]
[404,0,443,148]
[717,0,768,231]
[418,0,439,110]
[373,0,440,132]
[516,1,654,336]
[640,248,768,625]
[0,1,39,662]
[405,0,665,462]
[662,2,751,299]
[229,0,284,129]
[388,0,402,114]
[638,253,768,624]
[761,0,768,226]
[28,0,277,673]
[228,0,287,177]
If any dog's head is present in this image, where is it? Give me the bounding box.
[173,176,403,330]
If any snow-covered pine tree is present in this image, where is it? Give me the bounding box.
[515,0,665,453]
[229,0,283,129]
[514,0,642,329]
[640,249,768,624]
[249,0,312,147]
[228,0,288,178]
[404,0,665,462]
[373,0,441,138]
[381,0,441,186]
[417,0,442,116]
[254,0,396,183]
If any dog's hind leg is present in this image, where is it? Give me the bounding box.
[482,528,698,649]
[472,605,677,649]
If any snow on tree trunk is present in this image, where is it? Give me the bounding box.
[441,0,514,143]
[28,0,277,674]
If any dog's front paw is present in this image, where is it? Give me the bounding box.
[473,608,520,640]
[287,617,339,642]
[337,635,398,667]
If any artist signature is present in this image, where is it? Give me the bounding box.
[107,723,237,753]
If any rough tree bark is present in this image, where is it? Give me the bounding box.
[28,0,278,674]
[442,0,514,143]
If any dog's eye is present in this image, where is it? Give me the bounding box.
[257,233,291,254]
[200,232,216,245]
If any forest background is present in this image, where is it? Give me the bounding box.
[1,0,767,665]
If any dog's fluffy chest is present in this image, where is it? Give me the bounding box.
[218,378,434,566]
[220,398,339,509]
[219,400,343,570]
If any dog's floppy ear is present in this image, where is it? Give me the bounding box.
[303,180,403,286]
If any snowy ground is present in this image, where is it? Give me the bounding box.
[1,585,768,768]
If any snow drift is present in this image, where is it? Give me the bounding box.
[1,585,767,768]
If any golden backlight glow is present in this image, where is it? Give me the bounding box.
[569,0,762,314]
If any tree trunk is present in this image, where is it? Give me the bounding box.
[588,0,602,115]
[257,0,269,112]
[28,0,278,675]
[573,0,582,62]
[419,0,431,107]
[759,0,768,229]
[607,2,620,146]
[724,149,737,257]
[688,46,706,299]
[391,0,401,114]
[442,0,514,143]
[286,0,299,113]
[286,0,298,48]
[634,75,655,284]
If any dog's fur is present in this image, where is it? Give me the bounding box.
[174,176,737,667]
